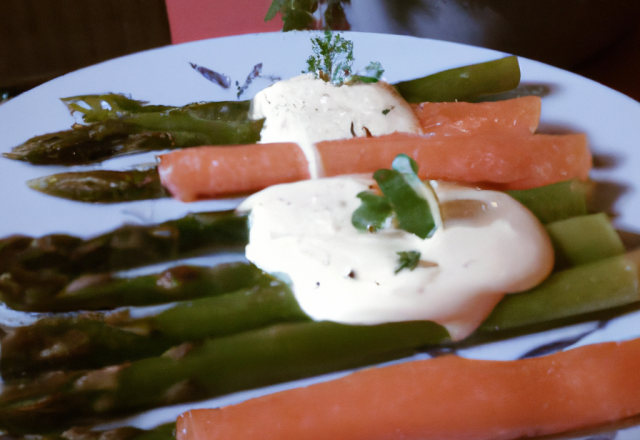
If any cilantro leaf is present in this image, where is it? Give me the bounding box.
[373,154,441,239]
[395,251,421,274]
[351,191,393,232]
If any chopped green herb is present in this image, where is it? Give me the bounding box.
[382,107,392,115]
[351,191,393,232]
[351,154,442,238]
[306,30,354,85]
[373,154,441,239]
[348,61,385,84]
[395,251,421,274]
[305,31,384,86]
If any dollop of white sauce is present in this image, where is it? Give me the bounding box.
[249,74,422,178]
[238,176,554,341]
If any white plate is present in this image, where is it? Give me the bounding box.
[2,31,640,437]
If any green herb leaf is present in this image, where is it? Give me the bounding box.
[306,30,354,85]
[373,154,441,239]
[348,61,385,84]
[351,191,393,232]
[395,251,421,274]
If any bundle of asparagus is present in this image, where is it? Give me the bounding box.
[5,57,522,203]
[0,181,639,434]
[3,98,260,166]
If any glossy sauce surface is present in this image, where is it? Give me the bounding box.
[239,176,554,340]
[249,74,421,177]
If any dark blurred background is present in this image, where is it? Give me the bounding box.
[1,0,639,101]
[0,0,171,95]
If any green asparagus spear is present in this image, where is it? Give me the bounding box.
[545,212,625,267]
[62,423,175,440]
[1,269,309,379]
[62,93,174,122]
[393,56,521,103]
[27,167,169,203]
[0,421,175,440]
[62,94,250,123]
[479,249,640,333]
[1,213,632,379]
[3,106,262,165]
[507,180,590,224]
[0,320,449,434]
[50,263,264,311]
[0,211,248,311]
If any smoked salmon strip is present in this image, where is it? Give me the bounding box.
[158,142,309,202]
[412,95,541,135]
[159,130,591,201]
[317,131,591,190]
[177,337,640,440]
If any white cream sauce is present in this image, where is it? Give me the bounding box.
[238,176,554,341]
[249,74,422,178]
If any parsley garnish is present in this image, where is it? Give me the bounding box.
[305,31,385,85]
[395,251,421,274]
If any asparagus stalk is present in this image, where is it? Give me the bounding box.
[393,56,521,103]
[545,212,625,267]
[3,100,261,165]
[49,263,264,311]
[0,320,450,434]
[0,421,175,440]
[1,270,309,379]
[0,211,248,312]
[507,180,590,225]
[62,423,175,440]
[479,249,640,332]
[27,167,169,203]
[61,94,250,124]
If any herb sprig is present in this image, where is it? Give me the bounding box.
[305,31,384,86]
[395,251,422,274]
[306,31,354,84]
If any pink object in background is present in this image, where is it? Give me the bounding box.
[165,0,282,44]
